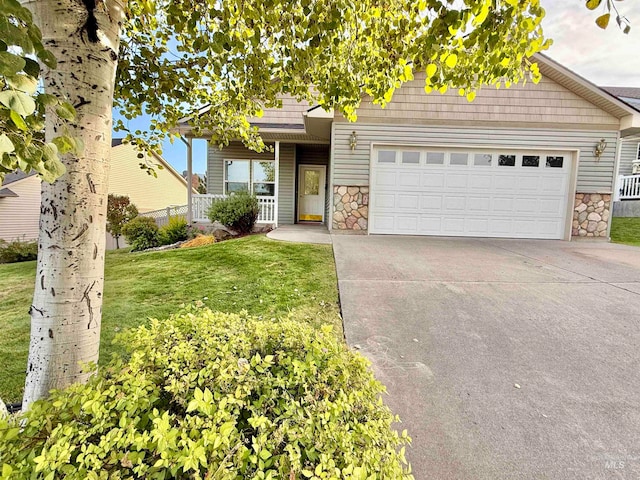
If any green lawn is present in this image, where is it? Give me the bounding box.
[610,217,640,246]
[0,235,340,403]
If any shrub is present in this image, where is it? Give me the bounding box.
[0,238,38,263]
[0,309,413,480]
[106,194,139,249]
[207,192,260,234]
[159,216,188,245]
[180,234,216,248]
[121,216,160,251]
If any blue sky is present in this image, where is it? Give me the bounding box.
[115,2,640,176]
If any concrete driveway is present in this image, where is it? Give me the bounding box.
[332,236,640,480]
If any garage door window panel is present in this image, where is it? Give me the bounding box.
[474,153,492,166]
[546,156,564,168]
[402,151,421,165]
[378,150,397,164]
[522,155,540,168]
[426,152,445,165]
[498,155,516,167]
[450,153,469,166]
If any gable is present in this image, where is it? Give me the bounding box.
[109,144,189,212]
[337,72,620,130]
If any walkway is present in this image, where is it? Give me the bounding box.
[266,224,332,244]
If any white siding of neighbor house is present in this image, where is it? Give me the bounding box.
[207,142,296,225]
[0,175,41,242]
[336,74,620,130]
[109,144,189,213]
[332,123,619,193]
[618,141,639,176]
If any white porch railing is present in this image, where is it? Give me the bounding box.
[192,194,276,224]
[617,175,640,200]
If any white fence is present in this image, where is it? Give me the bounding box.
[140,205,188,227]
[192,194,276,224]
[617,175,640,200]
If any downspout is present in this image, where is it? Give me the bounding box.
[180,136,193,223]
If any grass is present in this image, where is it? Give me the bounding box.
[0,235,340,403]
[610,217,640,246]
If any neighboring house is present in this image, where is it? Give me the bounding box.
[179,53,640,240]
[0,171,41,242]
[0,140,191,243]
[602,87,640,177]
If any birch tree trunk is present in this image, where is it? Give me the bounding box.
[21,0,125,409]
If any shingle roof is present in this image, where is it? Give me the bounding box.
[1,170,36,186]
[0,187,18,197]
[602,87,640,100]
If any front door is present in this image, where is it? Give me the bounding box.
[298,165,326,222]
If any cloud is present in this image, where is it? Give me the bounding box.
[540,1,640,87]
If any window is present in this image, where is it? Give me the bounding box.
[426,152,445,165]
[545,156,564,168]
[252,160,275,196]
[225,159,275,196]
[402,151,420,164]
[474,153,492,166]
[498,155,516,167]
[450,153,469,166]
[522,155,540,167]
[225,160,250,193]
[378,150,397,163]
[637,144,640,160]
[303,170,320,195]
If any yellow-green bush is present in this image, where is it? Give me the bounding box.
[0,309,412,480]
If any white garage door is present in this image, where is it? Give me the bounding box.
[370,147,573,239]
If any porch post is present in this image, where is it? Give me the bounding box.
[274,141,280,227]
[186,137,193,223]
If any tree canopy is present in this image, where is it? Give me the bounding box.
[116,0,550,154]
[0,0,81,182]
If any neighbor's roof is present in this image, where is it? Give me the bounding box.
[602,87,640,100]
[0,187,18,197]
[1,170,36,187]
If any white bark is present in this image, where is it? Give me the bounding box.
[22,0,125,409]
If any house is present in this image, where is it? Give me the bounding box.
[177,53,640,240]
[602,87,640,176]
[0,139,192,243]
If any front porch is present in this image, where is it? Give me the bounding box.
[186,140,330,228]
[192,194,276,224]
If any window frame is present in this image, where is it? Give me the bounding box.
[224,159,276,196]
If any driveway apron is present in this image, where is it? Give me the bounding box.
[332,235,640,480]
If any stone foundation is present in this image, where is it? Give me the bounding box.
[333,186,368,231]
[572,193,611,238]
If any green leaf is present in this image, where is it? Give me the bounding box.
[10,110,27,130]
[585,0,602,10]
[23,57,40,77]
[38,93,59,107]
[36,48,56,69]
[6,73,38,94]
[595,13,610,29]
[445,54,458,69]
[0,90,36,116]
[0,133,15,156]
[0,51,26,76]
[55,102,76,120]
[40,154,66,183]
[52,135,75,154]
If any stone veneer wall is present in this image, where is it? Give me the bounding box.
[333,186,368,231]
[572,193,611,237]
